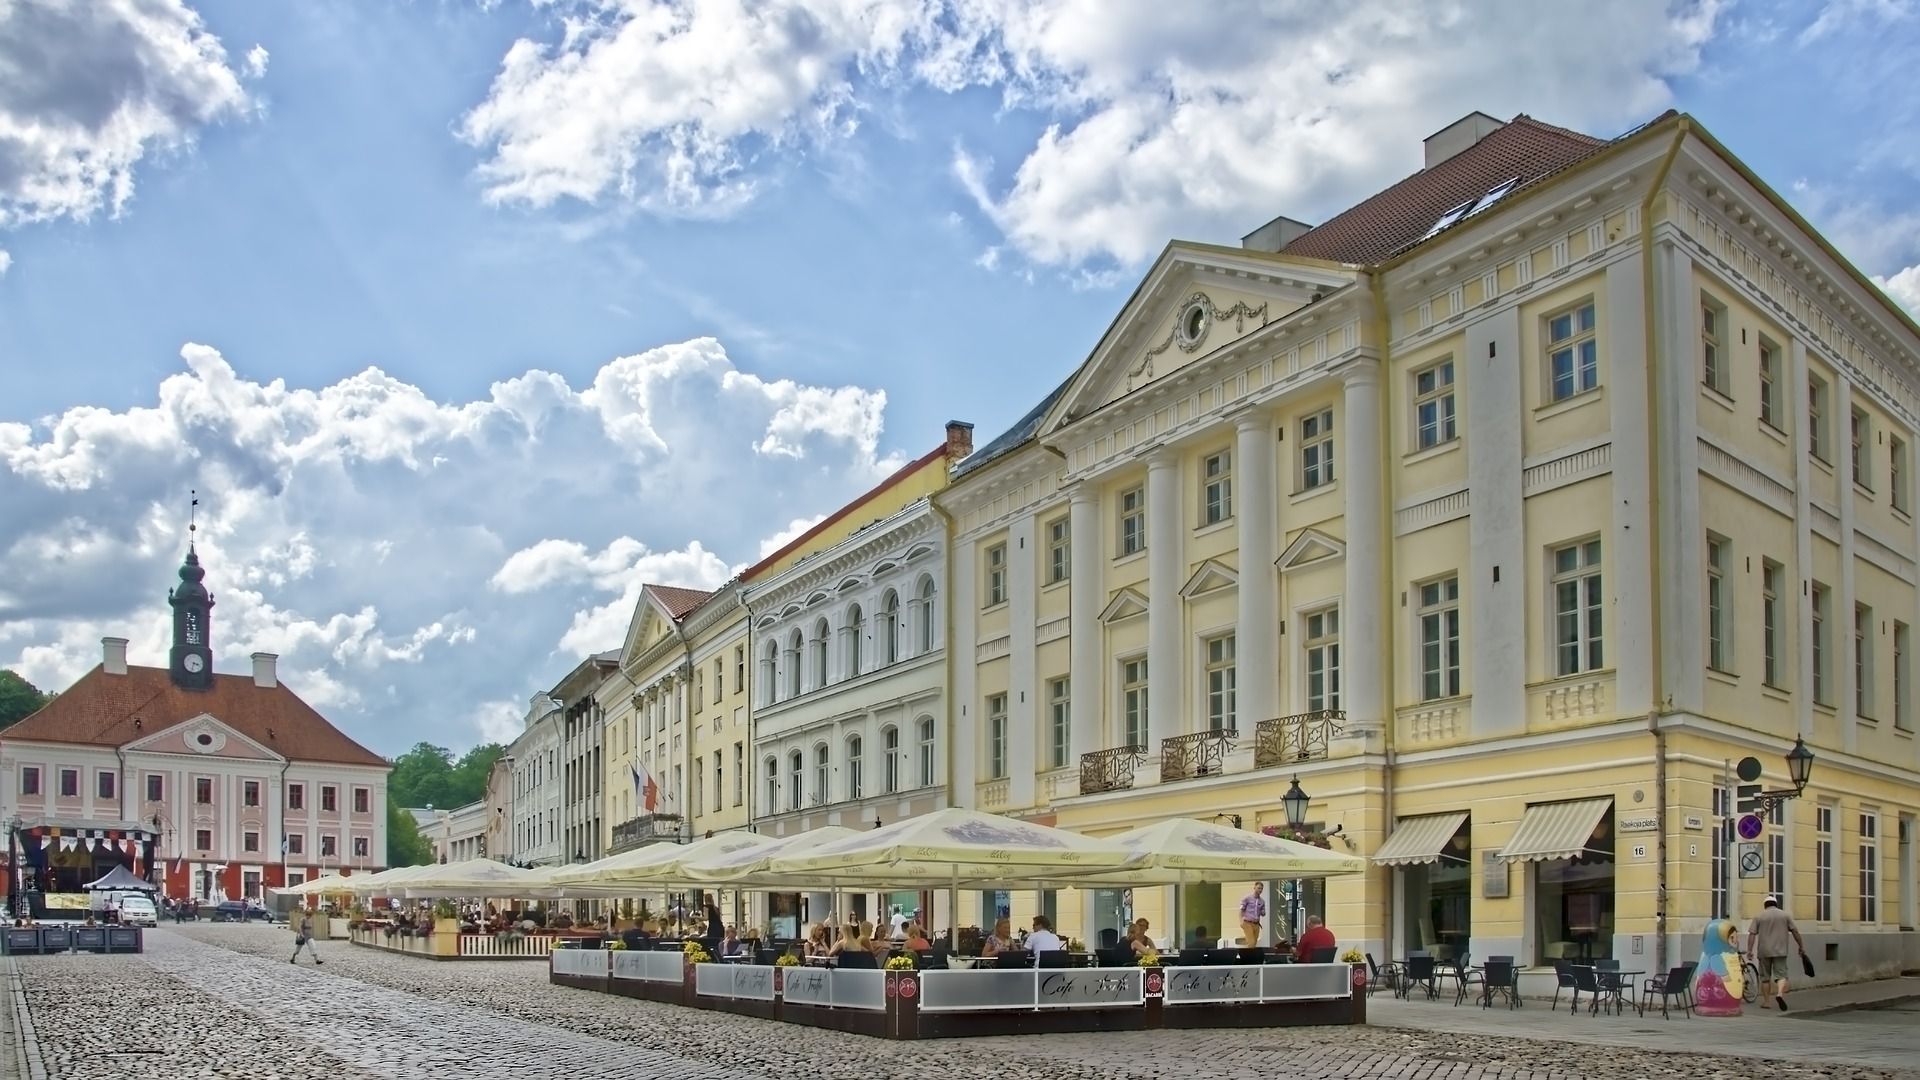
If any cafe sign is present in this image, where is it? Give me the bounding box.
[1165,965,1261,1004]
[1036,969,1144,1009]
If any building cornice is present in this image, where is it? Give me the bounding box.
[742,500,941,618]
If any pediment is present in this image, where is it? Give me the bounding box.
[1276,528,1345,572]
[1180,560,1238,599]
[619,593,684,668]
[124,712,284,762]
[1099,587,1149,624]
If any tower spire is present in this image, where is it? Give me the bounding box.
[188,488,198,551]
[169,488,214,689]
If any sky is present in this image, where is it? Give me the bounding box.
[2,0,1917,759]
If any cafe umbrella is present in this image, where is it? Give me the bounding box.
[1050,817,1368,886]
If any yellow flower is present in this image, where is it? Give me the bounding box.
[884,955,917,971]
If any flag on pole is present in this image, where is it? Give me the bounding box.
[632,760,659,813]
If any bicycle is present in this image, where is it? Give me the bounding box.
[1741,957,1760,1002]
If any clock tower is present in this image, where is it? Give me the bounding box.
[168,545,215,690]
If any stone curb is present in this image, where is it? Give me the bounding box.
[1,958,46,1080]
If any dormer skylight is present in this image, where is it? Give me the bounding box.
[1418,175,1523,242]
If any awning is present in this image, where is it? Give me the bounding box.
[1497,799,1614,863]
[1371,812,1470,867]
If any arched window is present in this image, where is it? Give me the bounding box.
[881,590,901,665]
[786,630,803,700]
[916,716,936,788]
[760,640,779,705]
[813,743,830,805]
[846,735,863,800]
[882,725,900,794]
[915,577,937,653]
[810,618,830,690]
[764,757,779,811]
[845,604,865,678]
[787,750,804,812]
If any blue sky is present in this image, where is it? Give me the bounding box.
[2,0,1916,757]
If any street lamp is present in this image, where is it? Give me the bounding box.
[1280,777,1310,946]
[1786,737,1815,792]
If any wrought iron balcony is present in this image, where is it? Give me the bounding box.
[1160,729,1237,782]
[1254,710,1344,769]
[608,813,683,854]
[1079,745,1146,795]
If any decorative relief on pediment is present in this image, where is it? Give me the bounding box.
[1125,292,1271,392]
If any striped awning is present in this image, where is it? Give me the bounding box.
[1371,812,1470,867]
[1497,799,1614,863]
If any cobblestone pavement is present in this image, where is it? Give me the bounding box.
[6,926,1916,1080]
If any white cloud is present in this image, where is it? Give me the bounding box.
[463,1,1724,270]
[0,0,254,229]
[1798,0,1912,44]
[243,44,270,80]
[756,514,827,559]
[0,336,903,755]
[0,249,10,275]
[473,698,526,745]
[1876,265,1920,315]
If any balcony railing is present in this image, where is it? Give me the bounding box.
[1254,710,1344,768]
[1079,745,1146,796]
[608,813,683,854]
[1160,729,1236,782]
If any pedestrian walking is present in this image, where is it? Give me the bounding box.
[1746,895,1806,1011]
[1238,883,1265,947]
[291,910,324,965]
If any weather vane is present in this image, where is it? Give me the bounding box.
[189,488,198,548]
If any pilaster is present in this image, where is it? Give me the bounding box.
[1652,239,1706,711]
[1068,485,1103,765]
[1791,337,1816,741]
[1341,363,1385,733]
[1234,411,1277,729]
[1835,378,1860,756]
[1606,256,1655,718]
[1464,307,1527,738]
[1007,513,1039,808]
[951,534,979,807]
[1146,449,1182,749]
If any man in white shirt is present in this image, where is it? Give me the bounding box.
[888,906,908,940]
[1025,915,1065,953]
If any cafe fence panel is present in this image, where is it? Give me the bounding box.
[828,968,887,1011]
[1163,963,1352,1006]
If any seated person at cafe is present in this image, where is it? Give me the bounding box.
[1026,916,1065,954]
[904,923,933,951]
[720,927,744,957]
[1187,925,1212,950]
[1293,915,1335,961]
[805,924,830,957]
[1128,919,1155,955]
[827,924,860,959]
[860,920,890,961]
[979,917,1014,957]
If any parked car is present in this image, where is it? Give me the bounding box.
[210,901,273,922]
[116,895,158,927]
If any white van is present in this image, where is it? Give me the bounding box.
[116,895,157,927]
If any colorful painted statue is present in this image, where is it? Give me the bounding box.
[1693,917,1744,1016]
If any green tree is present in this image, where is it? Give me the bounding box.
[388,742,457,809]
[0,670,51,731]
[450,743,505,803]
[386,800,434,867]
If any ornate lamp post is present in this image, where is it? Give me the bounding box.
[1757,737,1817,815]
[1281,777,1310,943]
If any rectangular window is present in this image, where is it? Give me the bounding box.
[243,831,259,853]
[195,829,212,851]
[1707,536,1730,673]
[985,543,1007,607]
[1121,658,1148,748]
[1201,450,1232,525]
[1857,603,1874,720]
[713,659,724,704]
[713,751,723,812]
[1809,375,1830,461]
[733,742,745,806]
[1204,634,1236,732]
[1047,677,1070,770]
[353,787,370,814]
[288,783,304,810]
[1047,517,1071,583]
[1547,301,1599,401]
[1766,801,1787,903]
[1701,295,1728,395]
[287,834,304,856]
[1118,487,1145,556]
[58,769,77,798]
[20,767,38,796]
[987,693,1008,780]
[243,781,260,807]
[1816,805,1835,922]
[1892,436,1909,514]
[765,758,779,813]
[918,718,936,788]
[1860,813,1879,922]
[1305,607,1341,712]
[1414,359,1457,449]
[1300,408,1335,489]
[97,771,115,800]
[693,670,703,713]
[1711,788,1730,918]
[1759,337,1782,430]
[321,785,337,812]
[353,836,369,859]
[1762,560,1785,687]
[1552,540,1604,676]
[145,774,162,803]
[1897,622,1913,732]
[1852,407,1871,489]
[1418,576,1462,700]
[195,777,213,804]
[1812,582,1832,705]
[735,646,745,693]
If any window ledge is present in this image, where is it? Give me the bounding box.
[1758,421,1789,447]
[1706,667,1740,688]
[1534,386,1605,421]
[981,601,1009,615]
[1894,506,1912,524]
[1193,518,1235,540]
[1811,455,1834,477]
[1702,384,1736,412]
[1856,716,1879,727]
[1402,438,1462,466]
[1290,480,1339,504]
[1853,481,1876,501]
[1112,550,1146,569]
[1760,683,1792,703]
[1040,577,1069,595]
[1813,701,1837,716]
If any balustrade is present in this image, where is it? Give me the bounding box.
[1078,745,1146,795]
[1253,710,1344,768]
[1160,729,1236,782]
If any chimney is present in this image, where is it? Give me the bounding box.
[1241,215,1315,253]
[945,420,975,461]
[102,637,129,675]
[1424,111,1506,169]
[251,652,278,689]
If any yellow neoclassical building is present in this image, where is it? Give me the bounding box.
[934,110,1920,984]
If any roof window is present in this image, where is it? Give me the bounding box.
[1418,175,1522,242]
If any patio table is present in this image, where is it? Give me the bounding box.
[1574,966,1643,1015]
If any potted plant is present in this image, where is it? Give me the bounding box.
[884,955,917,971]
[431,899,460,936]
[773,953,801,968]
[683,940,713,966]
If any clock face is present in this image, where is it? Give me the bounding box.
[183,654,205,673]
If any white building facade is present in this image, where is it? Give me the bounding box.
[506,692,563,866]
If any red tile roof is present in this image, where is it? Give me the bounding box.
[1,665,388,768]
[1280,115,1615,265]
[644,584,715,621]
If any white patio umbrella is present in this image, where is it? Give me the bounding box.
[558,831,778,887]
[345,863,439,896]
[679,826,861,888]
[272,873,352,897]
[1054,817,1368,885]
[767,808,1131,884]
[393,858,550,899]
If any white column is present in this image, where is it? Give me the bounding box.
[1465,307,1527,737]
[1234,411,1277,729]
[1068,485,1103,760]
[951,534,979,807]
[1008,513,1039,808]
[1342,364,1385,733]
[1605,257,1655,718]
[1146,449,1182,749]
[1652,240,1706,712]
[1791,337,1816,742]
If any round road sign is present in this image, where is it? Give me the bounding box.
[1736,756,1764,783]
[1737,813,1765,840]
